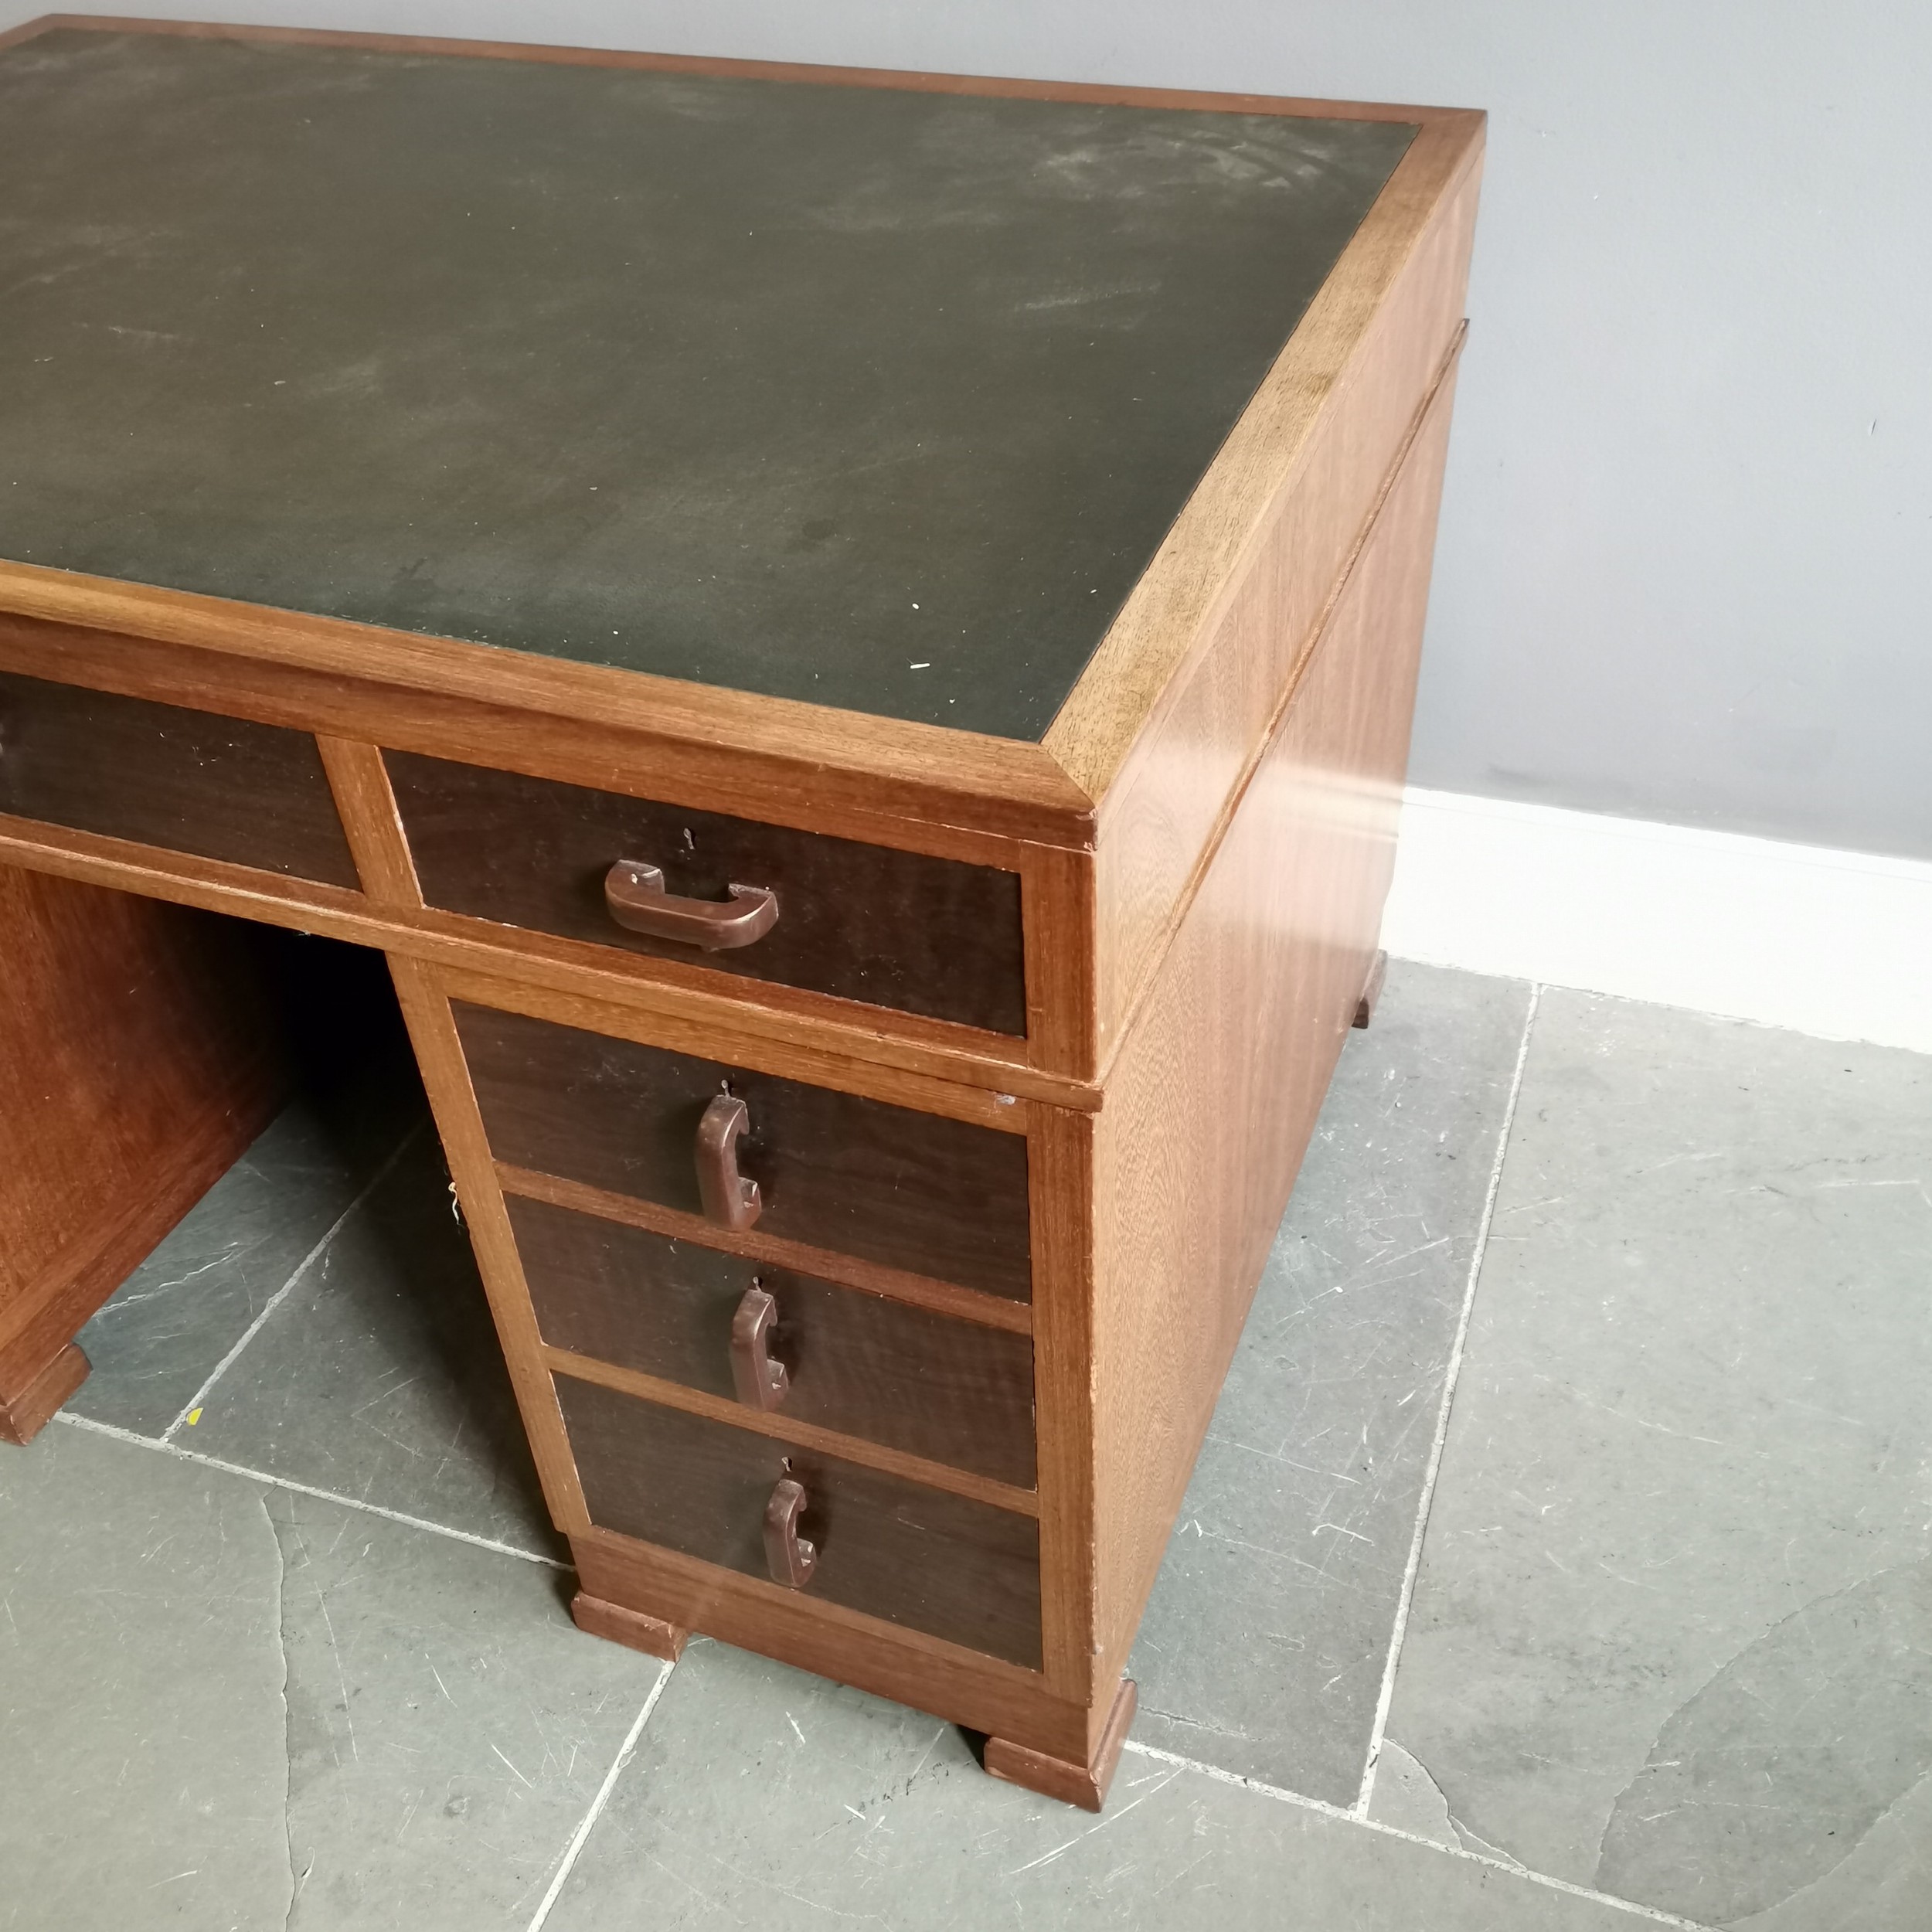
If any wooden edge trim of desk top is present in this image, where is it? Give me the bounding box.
[0,15,1480,848]
[1044,111,1485,801]
[0,561,1096,850]
[547,1352,1041,1519]
[498,1165,1036,1339]
[5,17,1480,128]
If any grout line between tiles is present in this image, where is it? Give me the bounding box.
[1354,980,1543,1817]
[1121,1739,1714,1930]
[53,1409,569,1569]
[158,1118,428,1443]
[524,1659,676,1932]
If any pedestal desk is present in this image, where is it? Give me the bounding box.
[0,17,1481,1810]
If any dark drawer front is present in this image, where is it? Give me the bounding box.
[511,1196,1036,1488]
[457,1003,1032,1303]
[0,671,359,886]
[386,751,1027,1035]
[557,1372,1041,1668]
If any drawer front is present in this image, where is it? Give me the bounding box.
[556,1372,1041,1668]
[387,751,1027,1035]
[511,1196,1036,1488]
[0,671,359,886]
[457,1002,1032,1302]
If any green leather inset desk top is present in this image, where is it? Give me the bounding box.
[0,30,1413,739]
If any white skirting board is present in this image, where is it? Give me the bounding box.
[1380,788,1932,1056]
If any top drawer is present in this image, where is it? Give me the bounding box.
[386,752,1027,1035]
[0,671,359,886]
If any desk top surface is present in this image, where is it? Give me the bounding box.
[0,28,1413,741]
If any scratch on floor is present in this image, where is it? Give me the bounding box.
[903,1721,946,1786]
[312,1583,359,1766]
[1313,1522,1374,1545]
[1144,1707,1250,1743]
[1000,1766,1185,1877]
[260,1495,297,1930]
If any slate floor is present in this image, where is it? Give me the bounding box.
[2,960,1926,1930]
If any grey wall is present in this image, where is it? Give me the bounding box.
[6,2,1927,859]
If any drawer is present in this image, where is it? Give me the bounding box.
[457,1002,1032,1302]
[556,1372,1042,1668]
[0,671,359,886]
[386,751,1027,1034]
[510,1196,1036,1488]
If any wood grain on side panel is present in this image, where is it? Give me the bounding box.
[386,750,1027,1034]
[454,1001,1033,1301]
[508,1196,1036,1487]
[0,867,285,1434]
[0,668,360,886]
[1076,170,1478,1066]
[1088,362,1458,1678]
[556,1372,1043,1667]
[1090,313,1471,1070]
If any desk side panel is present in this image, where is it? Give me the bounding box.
[1081,151,1478,1072]
[0,867,287,1434]
[1089,366,1457,1677]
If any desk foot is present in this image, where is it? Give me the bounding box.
[0,1342,90,1447]
[1353,949,1389,1029]
[985,1678,1137,1812]
[571,1590,689,1662]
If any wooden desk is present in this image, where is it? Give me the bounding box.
[0,17,1481,1811]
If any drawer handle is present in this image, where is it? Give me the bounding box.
[764,1477,817,1590]
[604,861,778,951]
[730,1284,790,1411]
[695,1094,762,1230]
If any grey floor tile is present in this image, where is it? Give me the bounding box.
[1128,962,1534,1803]
[1,1423,295,1929]
[1364,1740,1463,1852]
[1725,1766,1932,1932]
[543,1636,1655,1931]
[0,1420,667,1932]
[267,1479,662,1929]
[1376,992,1932,1927]
[70,1051,427,1437]
[184,1128,564,1562]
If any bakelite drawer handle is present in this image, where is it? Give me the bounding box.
[695,1094,762,1231]
[764,1477,817,1590]
[730,1284,789,1411]
[604,861,778,951]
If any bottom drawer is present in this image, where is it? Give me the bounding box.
[556,1372,1042,1668]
